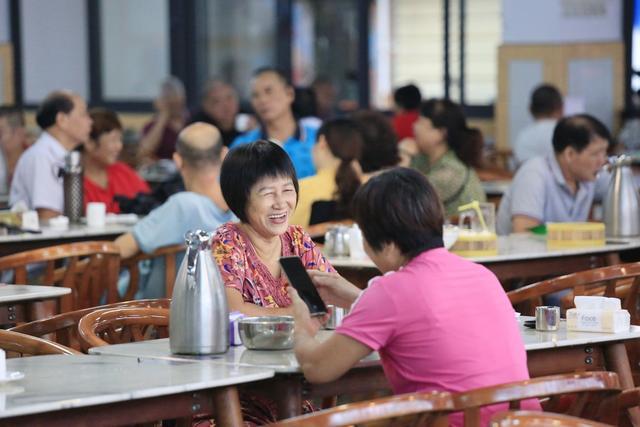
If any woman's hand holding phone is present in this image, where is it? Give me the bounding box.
[307,270,362,309]
[288,287,328,338]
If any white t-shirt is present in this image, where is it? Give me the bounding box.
[9,132,68,212]
[512,119,557,168]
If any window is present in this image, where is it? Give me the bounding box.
[194,0,277,101]
[99,0,170,101]
[384,0,501,113]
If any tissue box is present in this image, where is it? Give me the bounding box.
[574,296,621,311]
[566,308,630,333]
[229,311,245,346]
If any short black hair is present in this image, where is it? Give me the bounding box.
[552,114,611,154]
[221,140,299,223]
[253,67,292,87]
[351,110,399,173]
[393,84,422,110]
[36,91,75,130]
[352,167,444,258]
[530,84,563,118]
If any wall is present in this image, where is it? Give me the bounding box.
[503,0,622,44]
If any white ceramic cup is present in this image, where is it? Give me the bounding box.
[86,202,106,228]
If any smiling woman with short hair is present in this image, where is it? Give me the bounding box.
[212,140,334,316]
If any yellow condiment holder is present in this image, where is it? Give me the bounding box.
[451,201,498,257]
[546,222,605,249]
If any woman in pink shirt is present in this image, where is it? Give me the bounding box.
[290,167,536,426]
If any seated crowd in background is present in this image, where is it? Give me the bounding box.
[512,84,564,168]
[82,108,150,213]
[411,98,486,217]
[497,114,610,235]
[115,122,234,299]
[0,107,30,194]
[10,90,92,220]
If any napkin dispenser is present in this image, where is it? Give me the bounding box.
[566,296,630,333]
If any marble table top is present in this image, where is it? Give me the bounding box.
[0,285,70,304]
[0,223,134,244]
[519,316,640,351]
[89,331,380,374]
[0,354,274,419]
[90,320,640,372]
[328,234,640,269]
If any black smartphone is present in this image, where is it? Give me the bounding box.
[279,256,328,316]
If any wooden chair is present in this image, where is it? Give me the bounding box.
[120,243,184,299]
[490,410,612,427]
[0,329,80,357]
[453,371,622,426]
[270,391,454,427]
[0,241,121,313]
[507,262,640,319]
[78,307,169,350]
[9,298,170,352]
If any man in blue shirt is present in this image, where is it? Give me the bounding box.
[231,67,318,178]
[115,122,235,298]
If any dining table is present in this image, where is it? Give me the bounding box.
[329,234,640,289]
[0,284,70,326]
[88,318,640,422]
[0,222,135,257]
[0,354,274,426]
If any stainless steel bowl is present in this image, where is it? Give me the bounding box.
[238,316,295,350]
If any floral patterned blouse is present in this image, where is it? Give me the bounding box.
[212,222,334,308]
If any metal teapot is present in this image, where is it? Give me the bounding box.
[324,225,351,257]
[170,229,229,354]
[603,155,640,238]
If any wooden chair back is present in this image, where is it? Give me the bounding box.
[490,410,612,427]
[0,329,80,357]
[120,244,184,299]
[270,391,454,427]
[78,307,169,350]
[453,371,622,426]
[9,298,170,352]
[0,241,121,313]
[507,262,640,320]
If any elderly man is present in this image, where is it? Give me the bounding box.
[231,67,318,179]
[10,91,92,220]
[115,122,235,298]
[138,76,187,162]
[497,114,610,235]
[189,79,242,147]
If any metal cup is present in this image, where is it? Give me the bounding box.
[535,306,560,331]
[323,305,345,330]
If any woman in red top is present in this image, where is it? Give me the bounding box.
[83,108,150,213]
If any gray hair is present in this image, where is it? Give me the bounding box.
[160,76,185,99]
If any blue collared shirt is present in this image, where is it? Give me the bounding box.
[230,122,319,179]
[496,154,600,235]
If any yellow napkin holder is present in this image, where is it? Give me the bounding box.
[546,222,605,249]
[450,230,498,257]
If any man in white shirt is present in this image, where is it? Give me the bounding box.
[512,84,564,168]
[9,91,92,220]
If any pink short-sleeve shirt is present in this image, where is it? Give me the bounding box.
[336,248,537,426]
